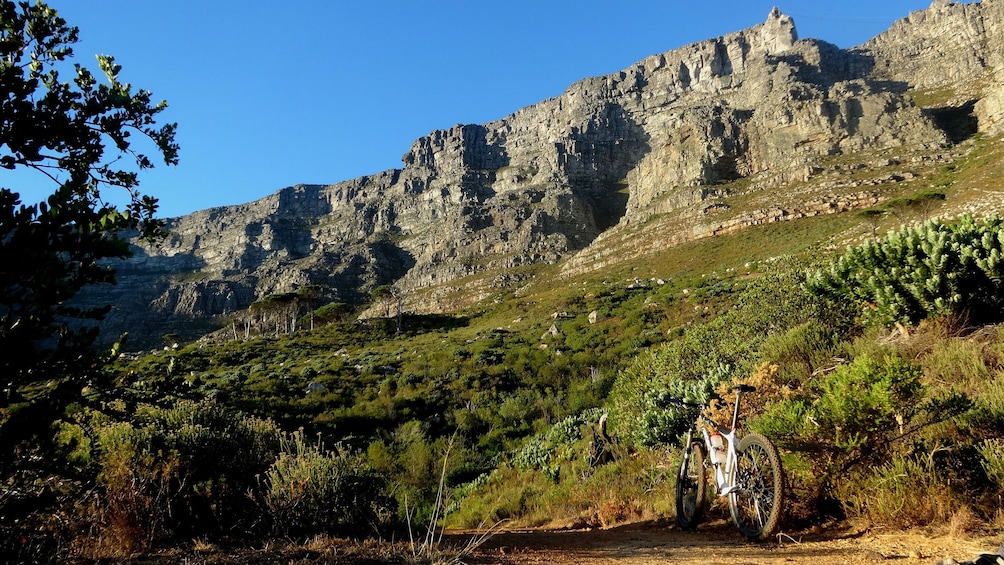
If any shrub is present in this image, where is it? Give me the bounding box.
[264,430,393,537]
[751,354,973,516]
[703,362,800,428]
[838,454,960,527]
[967,374,1004,436]
[86,422,177,555]
[806,215,1004,327]
[980,438,1004,491]
[619,361,730,447]
[757,320,841,384]
[918,322,997,385]
[74,400,282,555]
[510,409,605,481]
[755,355,923,460]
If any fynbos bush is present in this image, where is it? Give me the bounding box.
[980,438,1004,490]
[754,355,923,462]
[838,455,961,527]
[68,400,281,555]
[806,215,1004,327]
[751,354,972,517]
[264,430,393,537]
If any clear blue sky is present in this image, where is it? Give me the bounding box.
[11,1,942,218]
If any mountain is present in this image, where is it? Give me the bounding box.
[84,1,1004,349]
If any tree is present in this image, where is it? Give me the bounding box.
[371,284,393,316]
[371,284,404,332]
[0,1,178,479]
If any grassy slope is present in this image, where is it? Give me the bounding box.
[117,127,1004,532]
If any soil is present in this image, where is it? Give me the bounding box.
[443,519,1003,565]
[80,519,1003,564]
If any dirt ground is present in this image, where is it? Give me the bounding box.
[443,519,1004,565]
[81,519,1003,564]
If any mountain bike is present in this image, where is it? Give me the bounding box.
[663,384,785,541]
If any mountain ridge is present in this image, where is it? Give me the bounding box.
[83,1,1004,349]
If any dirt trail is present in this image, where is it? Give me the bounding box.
[84,519,1002,564]
[444,520,1002,565]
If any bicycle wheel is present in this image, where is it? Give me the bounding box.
[675,439,708,530]
[728,433,785,541]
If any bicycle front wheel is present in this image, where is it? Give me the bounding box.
[728,433,785,541]
[675,439,708,530]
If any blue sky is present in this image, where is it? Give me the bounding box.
[10,1,941,218]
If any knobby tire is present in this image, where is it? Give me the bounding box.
[675,440,708,530]
[728,433,785,541]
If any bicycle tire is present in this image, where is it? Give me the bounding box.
[728,433,785,541]
[675,439,708,530]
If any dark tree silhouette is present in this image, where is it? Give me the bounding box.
[0,0,178,496]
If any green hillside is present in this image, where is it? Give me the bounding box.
[23,132,996,559]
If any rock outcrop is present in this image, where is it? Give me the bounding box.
[861,0,1004,135]
[84,2,1004,348]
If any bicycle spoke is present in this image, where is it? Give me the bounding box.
[729,434,785,540]
[743,448,774,524]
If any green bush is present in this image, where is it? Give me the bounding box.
[755,355,923,458]
[752,354,972,511]
[72,400,282,552]
[511,409,605,481]
[806,215,1004,327]
[757,320,841,384]
[967,375,1004,436]
[615,360,729,446]
[264,430,393,537]
[980,438,1004,490]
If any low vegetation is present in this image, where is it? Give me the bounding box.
[7,200,1004,562]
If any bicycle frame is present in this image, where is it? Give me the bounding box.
[676,387,750,496]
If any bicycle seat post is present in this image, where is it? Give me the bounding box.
[730,384,756,431]
[730,390,742,431]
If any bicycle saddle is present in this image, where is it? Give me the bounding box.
[732,384,757,393]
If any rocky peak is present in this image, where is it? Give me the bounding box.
[764,6,798,51]
[80,3,1003,348]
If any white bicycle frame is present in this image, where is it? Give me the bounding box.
[678,387,751,496]
[698,426,740,495]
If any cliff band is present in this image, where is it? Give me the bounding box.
[82,1,1004,347]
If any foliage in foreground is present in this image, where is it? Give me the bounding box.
[806,215,1004,327]
[58,399,396,558]
[1,1,179,559]
[1,0,180,461]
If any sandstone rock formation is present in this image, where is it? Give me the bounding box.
[84,1,1004,348]
[861,0,1004,134]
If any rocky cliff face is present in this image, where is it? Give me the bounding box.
[86,1,1004,348]
[861,0,1004,133]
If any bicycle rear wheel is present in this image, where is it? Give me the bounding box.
[675,440,708,530]
[728,433,785,541]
